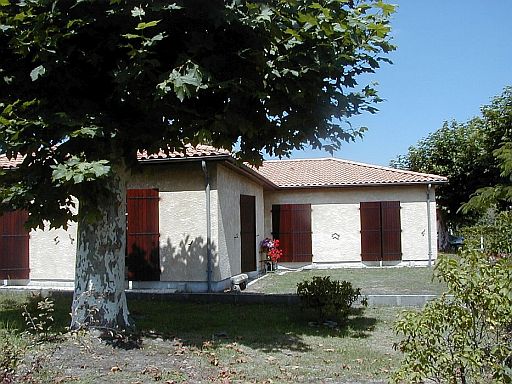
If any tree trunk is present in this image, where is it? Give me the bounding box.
[70,163,131,330]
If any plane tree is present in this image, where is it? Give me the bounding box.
[0,0,395,329]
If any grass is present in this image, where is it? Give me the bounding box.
[0,291,406,383]
[247,266,447,295]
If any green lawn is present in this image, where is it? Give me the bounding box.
[0,291,405,383]
[247,266,447,295]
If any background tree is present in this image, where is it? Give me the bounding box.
[0,0,395,329]
[390,86,512,233]
[462,87,512,214]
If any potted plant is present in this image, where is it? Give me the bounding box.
[260,238,283,271]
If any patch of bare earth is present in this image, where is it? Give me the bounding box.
[16,328,393,383]
[21,332,233,384]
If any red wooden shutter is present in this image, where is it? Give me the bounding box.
[291,204,312,262]
[272,204,312,262]
[0,210,30,279]
[381,201,401,261]
[126,189,160,281]
[274,204,293,262]
[360,202,382,261]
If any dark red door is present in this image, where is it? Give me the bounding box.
[240,195,256,272]
[0,210,29,279]
[126,189,160,281]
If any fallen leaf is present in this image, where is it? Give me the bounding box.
[53,376,73,383]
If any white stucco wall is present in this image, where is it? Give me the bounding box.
[264,185,438,266]
[29,221,77,282]
[216,164,265,277]
[128,162,218,282]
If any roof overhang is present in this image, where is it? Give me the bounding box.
[139,155,278,190]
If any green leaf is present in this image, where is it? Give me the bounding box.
[297,12,318,26]
[376,1,396,17]
[135,20,160,30]
[0,0,10,6]
[131,6,145,18]
[122,33,142,40]
[30,65,46,81]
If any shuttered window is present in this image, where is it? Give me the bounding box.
[272,204,312,262]
[0,210,30,279]
[126,189,160,281]
[360,201,401,261]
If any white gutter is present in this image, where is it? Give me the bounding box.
[426,183,433,267]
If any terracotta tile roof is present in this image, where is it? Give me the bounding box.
[0,153,24,169]
[0,145,231,169]
[255,158,448,188]
[137,144,231,161]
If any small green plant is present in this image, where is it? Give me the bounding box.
[22,295,55,341]
[297,276,367,323]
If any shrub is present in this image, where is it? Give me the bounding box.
[462,210,512,256]
[392,249,512,384]
[296,276,366,323]
[22,294,56,341]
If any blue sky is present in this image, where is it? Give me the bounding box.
[284,0,512,166]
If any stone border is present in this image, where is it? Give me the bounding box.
[0,287,438,307]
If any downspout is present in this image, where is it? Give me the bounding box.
[426,183,433,267]
[201,160,212,292]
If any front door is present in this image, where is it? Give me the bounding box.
[240,195,256,273]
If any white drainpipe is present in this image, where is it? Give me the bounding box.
[201,160,212,292]
[426,183,433,267]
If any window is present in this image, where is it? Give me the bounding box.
[271,204,312,262]
[360,201,401,261]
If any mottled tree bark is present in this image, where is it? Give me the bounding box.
[70,164,130,330]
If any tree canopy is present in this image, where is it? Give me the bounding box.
[0,0,396,328]
[390,86,512,229]
[1,0,395,227]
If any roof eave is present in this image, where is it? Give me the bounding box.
[222,160,279,190]
[137,154,232,164]
[273,180,448,189]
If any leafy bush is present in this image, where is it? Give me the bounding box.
[392,249,512,383]
[296,276,366,323]
[462,210,512,256]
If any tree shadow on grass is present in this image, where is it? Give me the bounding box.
[0,297,26,332]
[128,301,380,354]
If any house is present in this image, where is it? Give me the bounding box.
[0,146,447,291]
